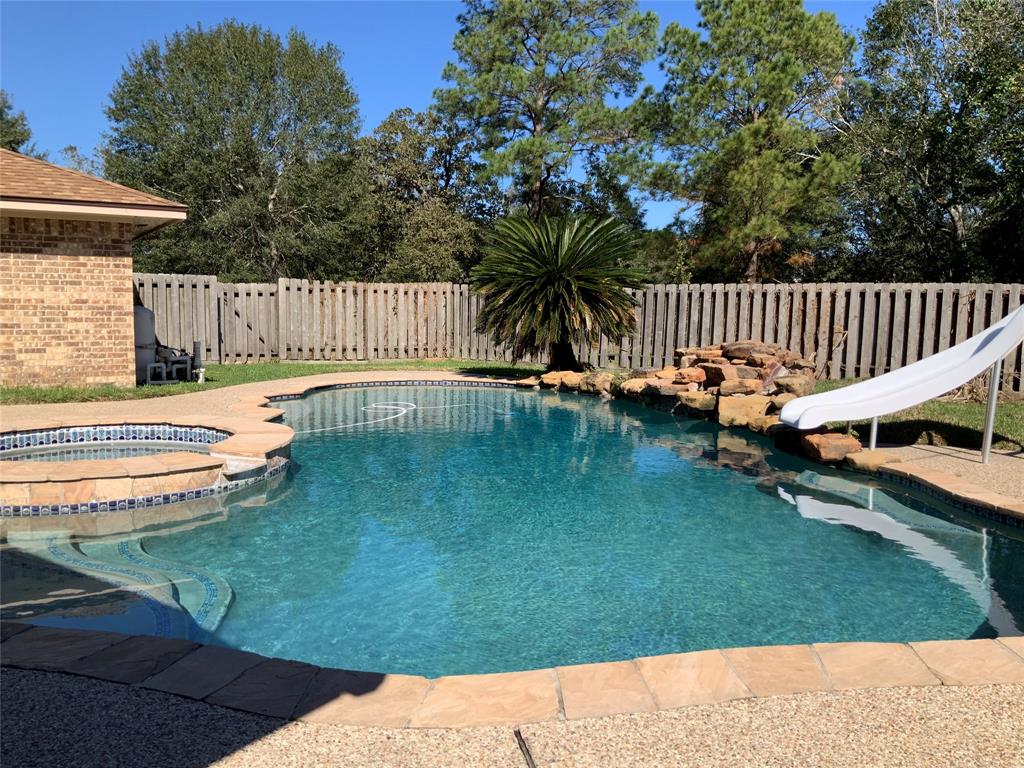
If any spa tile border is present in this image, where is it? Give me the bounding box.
[2,623,1022,729]
[0,458,289,517]
[0,387,299,517]
[0,424,230,455]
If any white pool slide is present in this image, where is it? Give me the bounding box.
[779,305,1024,462]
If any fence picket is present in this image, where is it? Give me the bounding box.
[130,276,1023,386]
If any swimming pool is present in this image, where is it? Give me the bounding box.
[3,385,1022,677]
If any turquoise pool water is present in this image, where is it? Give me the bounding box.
[3,385,1022,676]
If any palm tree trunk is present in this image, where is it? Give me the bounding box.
[548,340,581,371]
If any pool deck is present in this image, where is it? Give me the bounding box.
[3,623,1024,731]
[886,443,1024,501]
[2,638,1023,767]
[3,370,1024,762]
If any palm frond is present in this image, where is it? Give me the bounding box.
[471,216,643,366]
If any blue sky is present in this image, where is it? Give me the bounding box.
[1,1,875,227]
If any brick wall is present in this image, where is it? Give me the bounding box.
[1,216,136,387]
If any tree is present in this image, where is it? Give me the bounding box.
[60,145,103,176]
[436,0,658,221]
[642,0,856,282]
[845,0,1024,281]
[360,107,494,281]
[103,21,370,281]
[381,199,479,282]
[1,91,43,157]
[472,216,643,370]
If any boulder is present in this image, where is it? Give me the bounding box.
[618,377,655,396]
[748,414,782,434]
[515,376,540,388]
[729,358,747,365]
[770,392,797,411]
[710,357,731,365]
[654,366,680,380]
[801,433,863,463]
[774,375,814,397]
[540,371,564,388]
[697,363,738,386]
[719,379,763,396]
[560,371,582,390]
[845,449,902,473]
[674,366,707,385]
[694,349,724,362]
[644,381,690,397]
[747,353,781,369]
[722,340,778,359]
[675,353,697,369]
[733,365,762,380]
[677,390,718,413]
[717,395,772,428]
[579,372,616,395]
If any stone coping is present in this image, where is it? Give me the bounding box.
[0,413,293,515]
[2,623,1023,728]
[875,462,1024,527]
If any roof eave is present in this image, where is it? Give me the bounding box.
[0,198,187,240]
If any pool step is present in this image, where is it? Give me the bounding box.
[30,536,231,641]
[76,539,232,640]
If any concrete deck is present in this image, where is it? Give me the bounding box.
[2,667,1021,767]
[887,443,1024,500]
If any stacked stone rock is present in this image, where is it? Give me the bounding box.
[518,339,868,467]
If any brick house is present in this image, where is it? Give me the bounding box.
[0,149,186,387]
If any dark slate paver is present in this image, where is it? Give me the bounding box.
[204,658,319,719]
[0,627,128,671]
[67,635,199,684]
[141,644,267,700]
[0,622,32,642]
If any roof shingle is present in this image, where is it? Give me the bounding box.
[0,148,186,211]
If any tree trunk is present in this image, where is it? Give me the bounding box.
[530,175,544,223]
[742,240,760,284]
[548,339,581,371]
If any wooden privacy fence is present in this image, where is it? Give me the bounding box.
[133,275,1024,392]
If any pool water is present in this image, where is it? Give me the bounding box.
[3,386,1022,677]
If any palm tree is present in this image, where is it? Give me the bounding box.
[471,216,643,371]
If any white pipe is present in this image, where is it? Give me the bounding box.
[982,359,1002,464]
[869,416,878,450]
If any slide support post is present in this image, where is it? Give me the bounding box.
[869,417,878,451]
[982,358,1002,464]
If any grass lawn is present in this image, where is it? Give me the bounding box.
[0,359,544,405]
[2,362,1020,451]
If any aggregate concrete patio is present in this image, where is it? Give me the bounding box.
[2,667,1022,768]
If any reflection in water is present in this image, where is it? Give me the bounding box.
[2,386,1022,675]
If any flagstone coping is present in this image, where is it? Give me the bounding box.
[3,623,1022,729]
